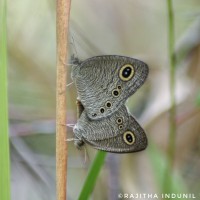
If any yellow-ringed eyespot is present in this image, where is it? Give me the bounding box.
[119,125,123,129]
[119,64,135,81]
[112,89,120,97]
[116,117,123,124]
[123,131,135,145]
[105,101,112,108]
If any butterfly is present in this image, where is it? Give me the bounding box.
[71,55,149,153]
[73,105,147,153]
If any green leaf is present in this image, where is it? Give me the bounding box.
[0,0,10,199]
[78,151,107,200]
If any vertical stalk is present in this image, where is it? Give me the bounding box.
[56,0,71,199]
[0,0,10,199]
[163,0,176,194]
[168,0,176,166]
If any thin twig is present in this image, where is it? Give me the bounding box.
[56,0,71,200]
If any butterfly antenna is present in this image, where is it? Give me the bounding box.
[69,33,81,66]
[82,145,90,166]
[71,35,78,59]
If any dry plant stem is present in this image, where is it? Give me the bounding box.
[163,0,176,194]
[56,0,71,200]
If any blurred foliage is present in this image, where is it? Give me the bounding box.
[0,0,10,199]
[7,0,200,200]
[196,92,200,106]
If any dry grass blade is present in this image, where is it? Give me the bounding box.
[56,0,71,199]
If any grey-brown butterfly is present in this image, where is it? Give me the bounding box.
[71,55,148,120]
[73,105,147,153]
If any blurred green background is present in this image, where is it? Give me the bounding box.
[7,0,200,199]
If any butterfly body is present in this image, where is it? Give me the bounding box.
[71,55,149,153]
[73,105,147,153]
[72,55,148,120]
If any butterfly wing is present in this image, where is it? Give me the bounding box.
[73,105,147,153]
[71,55,148,120]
